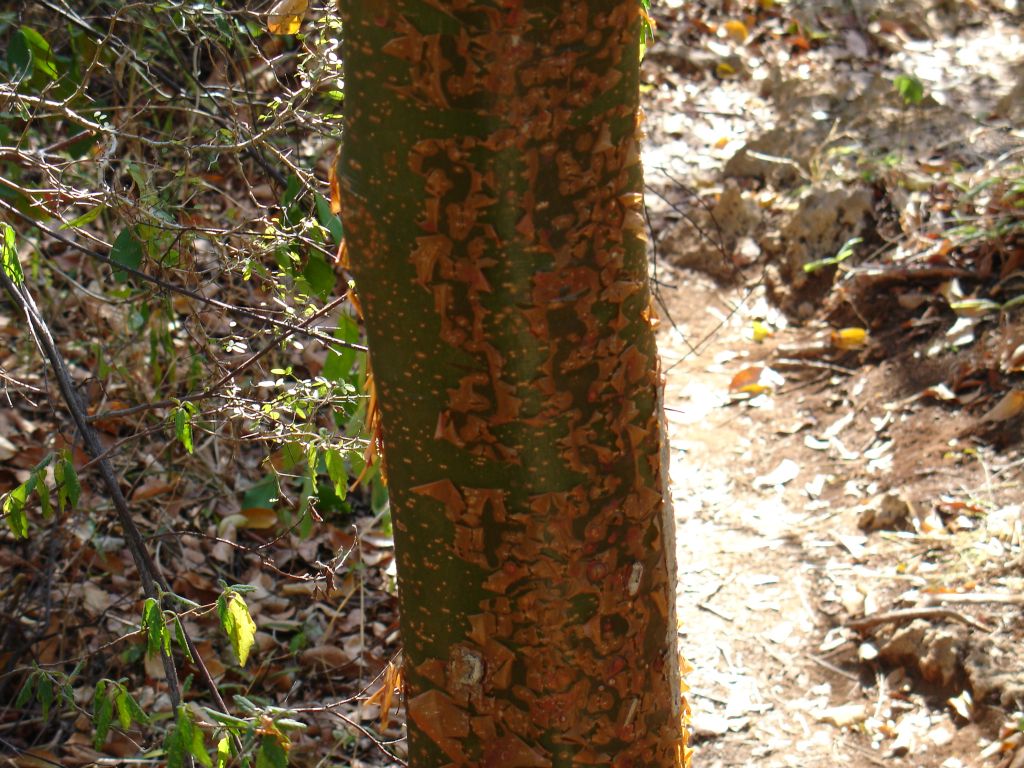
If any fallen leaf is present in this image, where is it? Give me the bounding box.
[921,383,958,402]
[751,320,772,342]
[950,298,1000,317]
[300,645,350,668]
[723,20,749,42]
[814,703,868,727]
[981,390,1024,422]
[753,458,800,489]
[239,507,279,529]
[947,690,973,720]
[729,365,784,396]
[830,327,868,350]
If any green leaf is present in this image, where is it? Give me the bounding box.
[894,74,925,106]
[256,734,288,768]
[1,223,24,285]
[174,404,195,454]
[115,688,132,729]
[302,253,336,299]
[18,27,58,80]
[93,680,113,748]
[62,204,106,229]
[321,313,360,384]
[122,687,148,726]
[324,449,348,501]
[35,473,52,519]
[167,705,211,768]
[55,453,80,512]
[216,736,232,768]
[142,597,170,657]
[2,477,33,539]
[15,673,36,708]
[7,31,31,79]
[803,236,863,274]
[217,590,257,667]
[109,227,144,281]
[36,673,53,718]
[315,194,344,246]
[172,613,194,662]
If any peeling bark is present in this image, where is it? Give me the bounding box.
[335,2,688,765]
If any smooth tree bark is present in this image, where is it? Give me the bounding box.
[334,1,688,765]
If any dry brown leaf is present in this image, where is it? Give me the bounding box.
[131,481,176,501]
[300,644,350,668]
[267,0,307,35]
[982,390,1024,422]
[239,507,278,529]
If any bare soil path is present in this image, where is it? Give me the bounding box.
[644,2,1024,765]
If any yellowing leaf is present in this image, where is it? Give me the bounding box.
[950,298,1001,317]
[723,20,749,42]
[981,390,1024,422]
[751,320,773,342]
[267,0,307,35]
[831,327,868,350]
[217,591,257,667]
[716,61,737,78]
[728,365,784,396]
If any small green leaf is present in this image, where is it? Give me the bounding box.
[115,688,132,729]
[142,597,170,657]
[216,736,232,768]
[123,687,148,725]
[172,613,194,662]
[2,477,33,539]
[302,253,336,299]
[55,453,80,512]
[35,473,52,519]
[804,236,862,274]
[174,404,195,454]
[167,705,211,768]
[315,194,344,246]
[36,673,53,718]
[93,681,113,748]
[109,227,144,281]
[1,223,24,286]
[217,590,257,667]
[62,204,106,229]
[894,74,925,106]
[324,449,348,501]
[15,673,36,708]
[18,26,58,80]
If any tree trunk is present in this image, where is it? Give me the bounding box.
[335,2,688,765]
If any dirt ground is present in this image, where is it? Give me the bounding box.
[645,2,1024,766]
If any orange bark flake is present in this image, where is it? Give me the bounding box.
[407,689,472,763]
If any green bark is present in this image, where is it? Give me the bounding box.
[335,1,687,765]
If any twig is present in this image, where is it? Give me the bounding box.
[0,197,366,355]
[0,270,241,757]
[87,294,350,423]
[328,709,408,767]
[806,653,860,683]
[772,357,857,376]
[846,607,993,633]
[0,269,182,708]
[923,593,1024,606]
